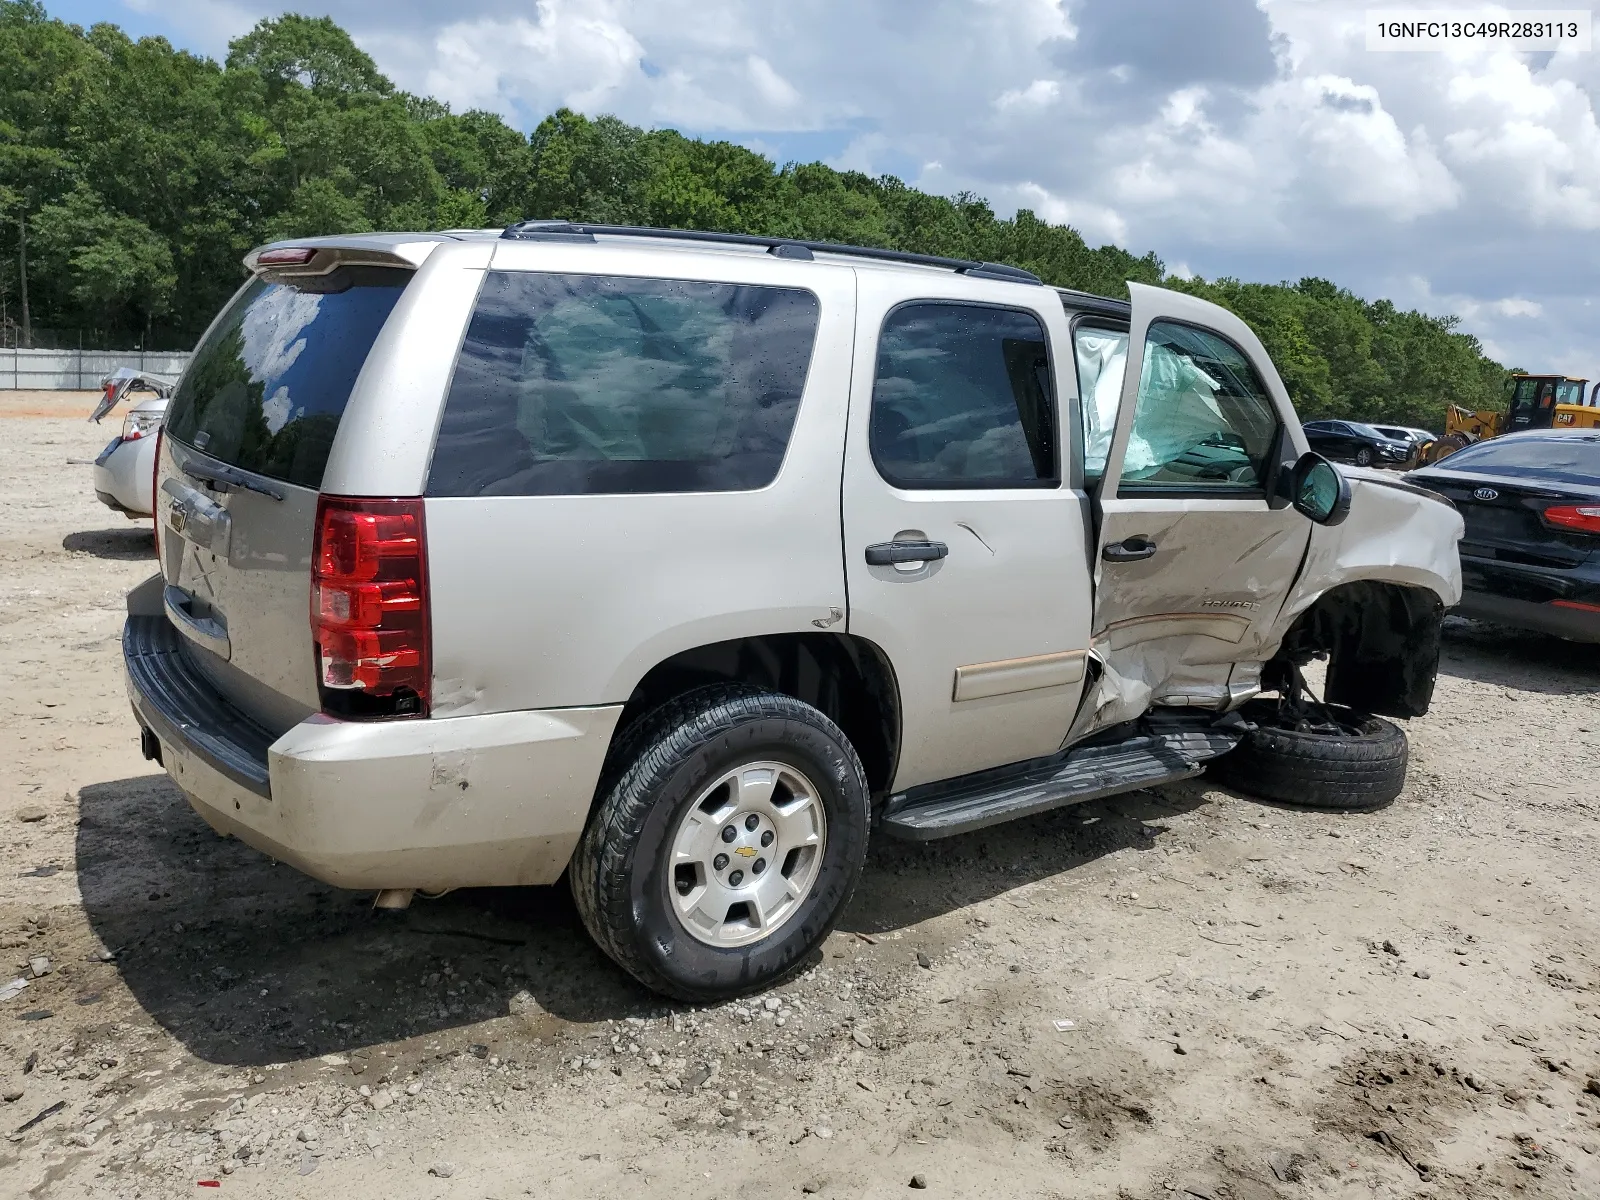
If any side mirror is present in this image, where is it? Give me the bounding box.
[1290,452,1351,526]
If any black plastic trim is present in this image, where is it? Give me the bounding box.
[1116,484,1269,500]
[1056,288,1132,319]
[865,540,948,566]
[881,713,1242,840]
[124,614,274,798]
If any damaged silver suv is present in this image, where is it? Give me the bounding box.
[124,223,1463,1001]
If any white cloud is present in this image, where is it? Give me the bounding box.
[1011,182,1128,244]
[420,2,647,116]
[995,80,1061,111]
[1489,298,1542,319]
[744,55,800,111]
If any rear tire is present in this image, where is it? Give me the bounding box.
[1207,699,1408,811]
[571,685,869,1002]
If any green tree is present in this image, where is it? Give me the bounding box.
[225,14,390,98]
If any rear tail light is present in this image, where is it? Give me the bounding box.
[1543,505,1600,535]
[151,427,164,553]
[1550,599,1600,613]
[121,409,162,441]
[310,496,430,719]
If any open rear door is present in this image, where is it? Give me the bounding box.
[1081,283,1313,732]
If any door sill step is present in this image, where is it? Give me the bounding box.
[880,718,1242,841]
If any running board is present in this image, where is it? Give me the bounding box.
[880,720,1243,841]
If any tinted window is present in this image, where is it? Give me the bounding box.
[1437,434,1600,485]
[871,303,1055,489]
[1120,321,1278,494]
[427,272,819,496]
[1073,324,1127,482]
[164,267,410,488]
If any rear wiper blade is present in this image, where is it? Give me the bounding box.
[180,460,285,501]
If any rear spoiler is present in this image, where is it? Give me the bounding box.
[89,366,178,424]
[242,242,434,280]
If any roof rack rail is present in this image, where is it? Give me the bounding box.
[500,220,1044,285]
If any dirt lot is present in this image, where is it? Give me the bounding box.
[2,390,1598,1200]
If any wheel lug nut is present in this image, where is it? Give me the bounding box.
[760,830,774,847]
[713,853,729,871]
[721,825,737,843]
[744,813,760,832]
[728,870,744,887]
[752,858,766,875]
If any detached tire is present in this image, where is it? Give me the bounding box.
[571,684,869,1003]
[1207,699,1408,811]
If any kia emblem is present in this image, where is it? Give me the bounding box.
[1473,487,1498,501]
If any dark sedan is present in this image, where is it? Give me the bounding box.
[1302,420,1414,468]
[1406,431,1600,642]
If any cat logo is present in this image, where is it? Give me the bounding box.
[734,846,757,858]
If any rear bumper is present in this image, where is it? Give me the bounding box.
[1456,591,1600,643]
[93,437,154,517]
[1457,553,1600,642]
[125,614,623,889]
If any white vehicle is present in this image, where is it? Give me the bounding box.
[1371,424,1438,447]
[123,225,1463,1001]
[91,368,175,518]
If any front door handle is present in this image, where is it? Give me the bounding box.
[866,540,949,566]
[1102,536,1157,563]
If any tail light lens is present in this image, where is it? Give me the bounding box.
[151,427,164,554]
[1543,504,1600,535]
[121,409,162,441]
[310,496,430,719]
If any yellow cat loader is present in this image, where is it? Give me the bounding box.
[1420,374,1599,463]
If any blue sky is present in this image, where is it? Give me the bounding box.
[48,0,1600,390]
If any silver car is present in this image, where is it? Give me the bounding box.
[90,368,175,518]
[123,225,1463,1001]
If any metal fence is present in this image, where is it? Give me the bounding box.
[0,348,192,389]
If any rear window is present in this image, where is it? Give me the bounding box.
[426,271,820,496]
[1440,434,1600,484]
[164,267,411,489]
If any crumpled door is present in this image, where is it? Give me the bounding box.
[1077,283,1314,737]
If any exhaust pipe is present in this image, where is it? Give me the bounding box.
[372,888,414,911]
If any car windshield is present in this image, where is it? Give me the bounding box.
[1346,422,1387,440]
[1437,435,1600,485]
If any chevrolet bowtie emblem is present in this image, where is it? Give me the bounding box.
[733,846,757,858]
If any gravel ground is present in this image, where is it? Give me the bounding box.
[3,391,1599,1200]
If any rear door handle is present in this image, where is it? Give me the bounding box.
[163,585,232,660]
[865,540,949,566]
[1102,536,1157,563]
